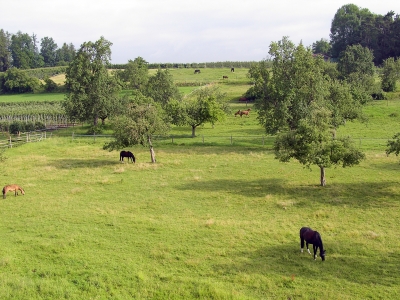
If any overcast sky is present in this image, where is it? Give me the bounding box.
[3,0,400,64]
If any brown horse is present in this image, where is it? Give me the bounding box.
[223,76,228,79]
[2,184,25,199]
[239,108,251,117]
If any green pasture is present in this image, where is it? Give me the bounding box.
[1,98,400,299]
[1,68,400,299]
[0,67,252,103]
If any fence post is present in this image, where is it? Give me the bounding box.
[171,136,174,144]
[9,136,12,148]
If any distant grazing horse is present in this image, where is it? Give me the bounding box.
[120,150,135,163]
[239,108,251,117]
[231,67,235,72]
[223,75,228,79]
[234,110,241,117]
[300,227,325,261]
[194,69,201,74]
[2,184,25,199]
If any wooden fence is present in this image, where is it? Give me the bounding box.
[0,131,51,149]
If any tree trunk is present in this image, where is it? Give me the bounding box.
[191,126,196,138]
[320,166,326,186]
[148,136,156,163]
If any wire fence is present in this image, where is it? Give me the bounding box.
[0,127,392,151]
[69,133,391,150]
[0,131,51,149]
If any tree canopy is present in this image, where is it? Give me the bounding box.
[63,37,120,128]
[166,85,228,137]
[248,37,366,186]
[104,91,169,163]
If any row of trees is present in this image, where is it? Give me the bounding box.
[312,4,400,65]
[0,29,76,71]
[63,37,229,163]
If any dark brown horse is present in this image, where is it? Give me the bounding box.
[194,69,201,74]
[120,151,135,163]
[231,67,235,72]
[223,76,228,79]
[300,227,325,261]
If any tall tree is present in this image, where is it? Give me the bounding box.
[10,31,35,69]
[144,68,180,107]
[104,91,169,163]
[312,38,331,56]
[0,29,11,72]
[380,57,400,92]
[63,37,120,127]
[249,37,365,186]
[55,42,76,65]
[117,57,149,90]
[40,37,58,67]
[337,44,375,103]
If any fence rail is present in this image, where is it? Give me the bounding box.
[0,131,51,148]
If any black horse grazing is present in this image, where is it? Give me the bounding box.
[300,227,325,261]
[231,67,235,72]
[120,150,135,163]
[194,69,201,74]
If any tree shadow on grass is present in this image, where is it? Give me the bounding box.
[177,178,400,208]
[213,243,400,287]
[50,158,121,169]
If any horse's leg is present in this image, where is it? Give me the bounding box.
[313,245,317,260]
[306,242,311,255]
[300,237,304,252]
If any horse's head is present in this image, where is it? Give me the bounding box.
[320,250,326,261]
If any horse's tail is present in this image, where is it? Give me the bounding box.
[2,187,5,199]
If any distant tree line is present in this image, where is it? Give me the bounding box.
[109,61,256,70]
[0,29,76,71]
[312,4,400,65]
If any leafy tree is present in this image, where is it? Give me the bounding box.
[337,44,376,103]
[144,68,180,107]
[337,44,374,78]
[64,37,120,127]
[312,38,331,55]
[104,91,169,163]
[275,104,365,186]
[249,37,365,186]
[166,85,228,137]
[0,29,12,72]
[40,37,58,67]
[380,57,400,92]
[330,4,374,59]
[386,133,400,156]
[116,57,149,90]
[55,42,75,65]
[10,31,35,69]
[2,68,41,93]
[43,77,58,92]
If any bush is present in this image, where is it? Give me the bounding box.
[9,121,25,134]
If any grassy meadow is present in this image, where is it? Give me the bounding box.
[1,68,400,299]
